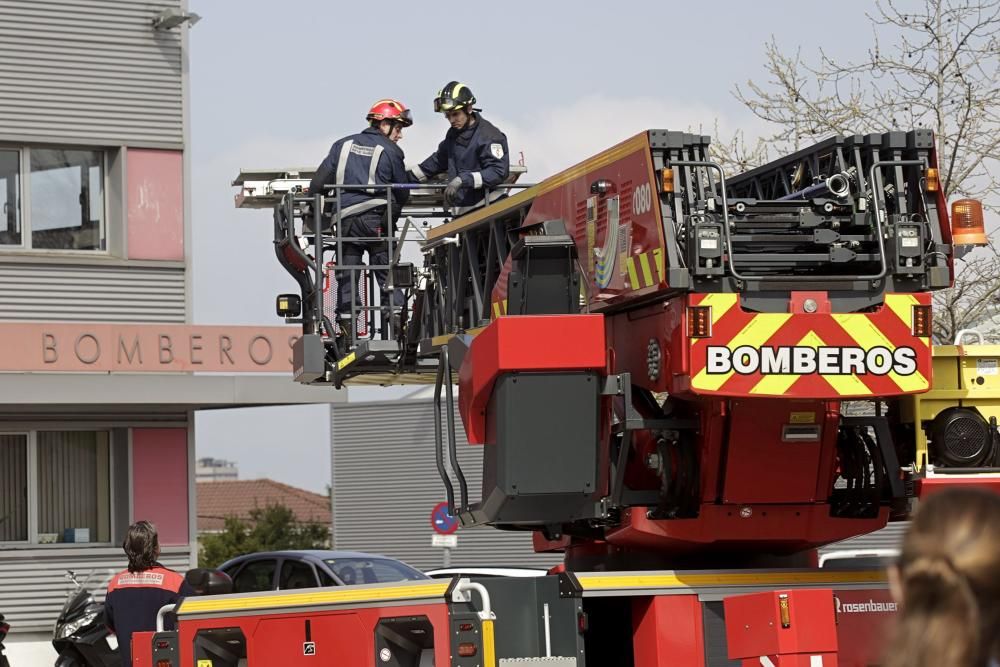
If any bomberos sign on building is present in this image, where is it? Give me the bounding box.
[0,323,299,373]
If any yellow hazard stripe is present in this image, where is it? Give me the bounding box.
[691,313,792,391]
[749,331,872,396]
[481,618,497,667]
[832,314,928,392]
[178,582,451,615]
[884,294,929,347]
[689,293,739,350]
[336,351,356,370]
[574,569,887,591]
[625,249,666,291]
[653,247,664,283]
[625,256,640,288]
[638,253,654,287]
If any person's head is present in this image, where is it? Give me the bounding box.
[366,99,412,144]
[884,487,1000,667]
[433,81,476,130]
[123,520,160,573]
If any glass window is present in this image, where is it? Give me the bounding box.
[324,558,425,585]
[279,560,319,590]
[0,434,28,542]
[0,430,114,546]
[0,150,21,246]
[317,567,337,587]
[29,148,105,251]
[232,559,277,593]
[36,431,111,544]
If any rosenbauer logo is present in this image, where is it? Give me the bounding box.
[706,345,918,376]
[834,596,898,614]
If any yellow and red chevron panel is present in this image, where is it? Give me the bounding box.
[687,293,932,398]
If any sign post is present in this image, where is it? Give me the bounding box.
[430,502,459,568]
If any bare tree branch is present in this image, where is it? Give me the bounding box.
[733,0,1000,340]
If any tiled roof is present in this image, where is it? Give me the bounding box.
[197,479,332,532]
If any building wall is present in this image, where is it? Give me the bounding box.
[0,0,184,147]
[0,259,185,322]
[0,0,188,321]
[0,545,192,634]
[331,400,561,571]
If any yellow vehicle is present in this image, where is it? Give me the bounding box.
[898,330,1000,494]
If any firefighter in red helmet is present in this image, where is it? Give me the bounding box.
[309,99,413,337]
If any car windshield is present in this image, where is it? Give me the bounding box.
[324,557,425,585]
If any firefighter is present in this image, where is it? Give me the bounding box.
[309,99,413,335]
[409,81,510,212]
[105,521,192,667]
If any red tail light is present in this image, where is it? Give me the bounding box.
[688,306,712,338]
[911,305,932,338]
[458,642,478,657]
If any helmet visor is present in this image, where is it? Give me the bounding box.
[396,108,413,126]
[434,97,465,113]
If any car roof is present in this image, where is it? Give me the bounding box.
[425,567,550,578]
[219,550,402,568]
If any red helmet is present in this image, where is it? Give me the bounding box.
[366,99,413,127]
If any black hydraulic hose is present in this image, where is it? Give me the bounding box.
[443,345,469,512]
[433,353,456,514]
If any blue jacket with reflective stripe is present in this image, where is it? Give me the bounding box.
[310,127,409,218]
[413,115,510,208]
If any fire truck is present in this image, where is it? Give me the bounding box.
[136,129,993,666]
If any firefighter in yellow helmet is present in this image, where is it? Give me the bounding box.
[408,81,510,211]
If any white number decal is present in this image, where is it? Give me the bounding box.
[632,183,652,216]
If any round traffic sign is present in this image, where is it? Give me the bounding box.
[430,502,459,535]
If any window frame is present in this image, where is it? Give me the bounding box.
[231,558,279,593]
[277,558,320,590]
[0,428,116,547]
[0,144,109,256]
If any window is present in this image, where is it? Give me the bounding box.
[279,560,318,590]
[0,150,20,247]
[0,430,112,544]
[324,558,425,585]
[0,146,106,252]
[232,559,277,593]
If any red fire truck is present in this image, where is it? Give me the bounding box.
[135,128,992,666]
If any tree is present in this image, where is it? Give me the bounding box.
[199,503,331,569]
[726,0,1000,342]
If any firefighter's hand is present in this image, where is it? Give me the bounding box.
[443,177,464,206]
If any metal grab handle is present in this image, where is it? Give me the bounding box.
[155,604,176,632]
[451,578,495,621]
[954,329,985,345]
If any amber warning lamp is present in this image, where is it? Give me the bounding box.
[951,199,987,247]
[660,167,675,193]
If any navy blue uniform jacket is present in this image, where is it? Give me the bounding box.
[411,115,510,208]
[106,565,190,666]
[309,127,410,219]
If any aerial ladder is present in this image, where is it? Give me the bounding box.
[237,128,993,566]
[136,128,991,667]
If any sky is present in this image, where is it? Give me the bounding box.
[188,1,890,493]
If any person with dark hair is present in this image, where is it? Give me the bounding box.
[883,487,1000,667]
[408,81,510,213]
[105,520,190,666]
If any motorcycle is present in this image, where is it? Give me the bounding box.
[1,612,11,667]
[52,571,118,667]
